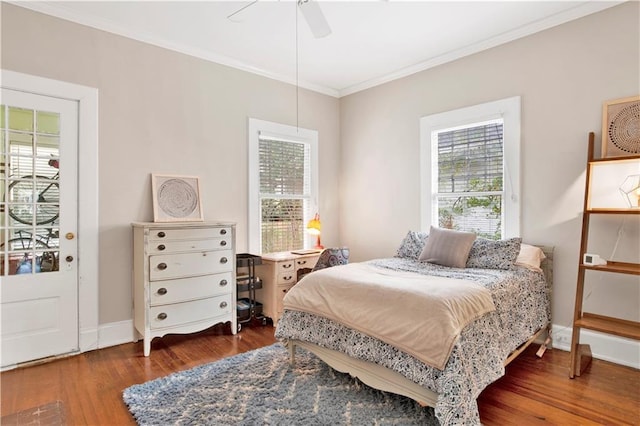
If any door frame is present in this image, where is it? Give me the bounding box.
[2,69,99,354]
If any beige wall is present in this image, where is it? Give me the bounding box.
[340,2,639,327]
[1,3,340,324]
[2,3,638,331]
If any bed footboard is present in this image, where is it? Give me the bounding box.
[284,339,440,407]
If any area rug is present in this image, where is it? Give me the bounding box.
[123,343,439,425]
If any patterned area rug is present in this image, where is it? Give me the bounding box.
[123,343,439,425]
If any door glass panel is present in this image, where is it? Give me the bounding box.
[36,111,60,135]
[2,105,60,275]
[8,133,33,158]
[8,107,33,132]
[36,135,60,158]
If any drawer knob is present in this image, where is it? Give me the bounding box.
[298,260,307,265]
[219,279,228,286]
[220,240,227,246]
[157,263,167,270]
[157,287,167,295]
[220,229,227,235]
[219,301,228,309]
[157,231,166,238]
[157,312,167,320]
[283,264,292,269]
[157,244,166,251]
[284,275,292,281]
[220,257,228,264]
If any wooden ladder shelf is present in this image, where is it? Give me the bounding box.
[569,132,640,378]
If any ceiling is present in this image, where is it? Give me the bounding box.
[13,1,622,97]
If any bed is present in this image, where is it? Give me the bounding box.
[274,230,553,425]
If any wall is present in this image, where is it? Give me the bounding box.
[339,2,640,331]
[2,2,638,356]
[1,3,341,324]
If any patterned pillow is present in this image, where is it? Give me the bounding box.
[466,237,522,270]
[418,226,476,268]
[395,230,428,259]
[312,248,350,272]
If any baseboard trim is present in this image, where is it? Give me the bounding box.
[97,319,136,349]
[552,323,639,370]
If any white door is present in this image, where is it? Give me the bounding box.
[0,89,79,367]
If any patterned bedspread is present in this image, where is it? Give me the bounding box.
[275,257,551,425]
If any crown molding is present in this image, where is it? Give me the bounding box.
[9,1,624,99]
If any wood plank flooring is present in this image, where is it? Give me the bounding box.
[1,323,638,425]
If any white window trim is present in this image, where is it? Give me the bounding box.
[248,118,319,254]
[420,96,521,237]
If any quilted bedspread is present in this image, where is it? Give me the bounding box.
[283,262,495,370]
[275,257,550,425]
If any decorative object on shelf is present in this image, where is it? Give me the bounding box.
[151,174,203,222]
[583,253,607,266]
[306,213,323,249]
[587,157,640,210]
[601,95,640,158]
[619,174,640,208]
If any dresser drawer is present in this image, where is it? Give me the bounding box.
[275,260,296,274]
[149,294,232,330]
[294,256,318,270]
[277,271,296,285]
[149,272,232,306]
[148,227,232,241]
[147,237,231,255]
[149,250,232,280]
[276,284,294,317]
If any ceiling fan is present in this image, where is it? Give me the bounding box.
[227,0,332,38]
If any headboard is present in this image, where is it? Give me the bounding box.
[539,245,554,289]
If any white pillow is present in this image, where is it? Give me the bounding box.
[419,226,476,268]
[515,244,546,273]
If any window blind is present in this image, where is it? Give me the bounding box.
[258,136,311,253]
[435,121,504,239]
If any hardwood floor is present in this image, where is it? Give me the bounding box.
[1,323,638,425]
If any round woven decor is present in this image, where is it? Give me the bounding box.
[608,102,640,154]
[157,178,198,218]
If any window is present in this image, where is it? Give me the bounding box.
[420,97,521,239]
[248,118,318,254]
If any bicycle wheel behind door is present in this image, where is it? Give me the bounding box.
[8,175,60,225]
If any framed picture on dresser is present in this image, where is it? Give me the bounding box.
[151,174,204,222]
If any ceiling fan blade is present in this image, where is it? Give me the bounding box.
[298,0,332,38]
[227,0,258,22]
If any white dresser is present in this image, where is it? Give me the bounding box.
[256,251,320,326]
[132,221,237,356]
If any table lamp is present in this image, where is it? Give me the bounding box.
[307,213,323,249]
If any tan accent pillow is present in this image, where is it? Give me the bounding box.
[419,226,476,268]
[515,243,546,273]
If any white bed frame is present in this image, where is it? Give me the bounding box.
[285,246,554,408]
